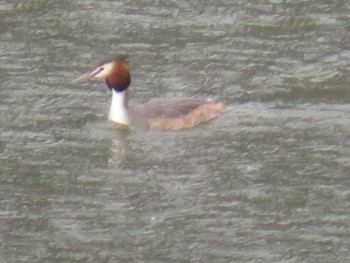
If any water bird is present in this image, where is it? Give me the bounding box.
[74,55,226,130]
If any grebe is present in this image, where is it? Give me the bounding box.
[74,55,226,130]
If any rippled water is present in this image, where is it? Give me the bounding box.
[1,0,350,262]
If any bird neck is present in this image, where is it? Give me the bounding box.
[108,89,129,126]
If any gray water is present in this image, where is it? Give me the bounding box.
[1,0,350,262]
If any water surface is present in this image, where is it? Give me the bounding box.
[1,0,350,262]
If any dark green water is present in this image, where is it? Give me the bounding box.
[1,0,350,262]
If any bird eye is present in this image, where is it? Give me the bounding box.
[96,67,104,74]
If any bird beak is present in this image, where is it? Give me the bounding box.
[72,67,104,83]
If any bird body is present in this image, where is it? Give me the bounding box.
[74,55,226,130]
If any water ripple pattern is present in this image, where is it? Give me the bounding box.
[1,0,350,262]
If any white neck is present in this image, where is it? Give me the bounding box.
[108,89,129,126]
